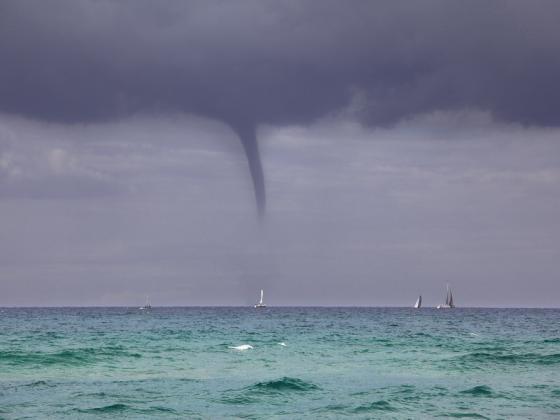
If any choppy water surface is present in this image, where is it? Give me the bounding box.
[1,307,559,418]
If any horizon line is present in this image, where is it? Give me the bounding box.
[1,305,559,309]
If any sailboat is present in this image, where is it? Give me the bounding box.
[436,284,455,309]
[254,289,266,308]
[414,295,422,309]
[139,295,152,310]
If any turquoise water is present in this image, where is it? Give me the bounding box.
[1,308,559,419]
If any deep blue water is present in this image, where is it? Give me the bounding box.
[1,307,559,418]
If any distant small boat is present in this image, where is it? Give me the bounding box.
[139,295,152,310]
[254,289,266,308]
[436,284,455,309]
[414,295,422,309]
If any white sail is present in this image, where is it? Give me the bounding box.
[139,295,151,310]
[414,295,422,309]
[437,284,455,309]
[254,289,266,308]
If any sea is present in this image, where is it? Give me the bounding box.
[1,307,559,419]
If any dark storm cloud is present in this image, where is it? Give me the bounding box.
[1,0,560,212]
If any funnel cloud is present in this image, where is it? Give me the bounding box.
[232,123,266,218]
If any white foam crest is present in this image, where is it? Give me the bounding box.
[229,344,253,351]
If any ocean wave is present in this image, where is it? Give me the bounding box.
[248,377,319,393]
[219,394,258,405]
[76,404,177,416]
[312,403,350,413]
[352,348,372,354]
[459,385,494,397]
[454,351,560,367]
[353,400,396,412]
[71,391,109,399]
[219,377,320,405]
[75,403,130,414]
[24,380,52,388]
[412,332,433,338]
[229,344,253,351]
[145,406,178,414]
[0,346,142,367]
[446,413,490,419]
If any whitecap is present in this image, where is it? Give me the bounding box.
[278,342,287,347]
[229,344,253,351]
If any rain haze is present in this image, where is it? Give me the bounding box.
[1,0,559,307]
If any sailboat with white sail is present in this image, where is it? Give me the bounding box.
[139,295,152,310]
[436,284,455,309]
[414,295,422,309]
[254,289,266,308]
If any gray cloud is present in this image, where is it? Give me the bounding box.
[1,0,560,212]
[1,0,559,125]
[1,111,560,306]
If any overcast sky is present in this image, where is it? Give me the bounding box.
[1,1,559,306]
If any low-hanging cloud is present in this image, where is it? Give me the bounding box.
[1,0,560,213]
[2,110,560,306]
